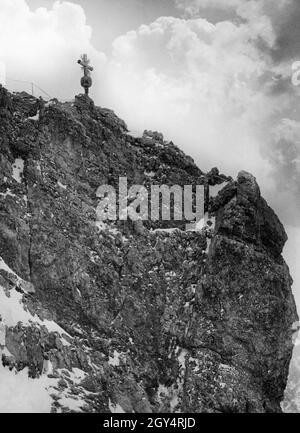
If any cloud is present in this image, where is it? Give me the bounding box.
[270,0,300,62]
[100,13,280,186]
[262,119,300,226]
[175,0,243,20]
[176,0,300,61]
[0,0,106,100]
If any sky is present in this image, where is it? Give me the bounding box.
[1,0,300,307]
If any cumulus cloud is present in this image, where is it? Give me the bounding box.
[0,0,106,100]
[262,119,300,226]
[100,12,281,187]
[270,0,300,62]
[176,0,300,62]
[175,0,243,21]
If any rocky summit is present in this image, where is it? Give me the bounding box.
[0,85,298,413]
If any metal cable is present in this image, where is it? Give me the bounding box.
[6,77,52,99]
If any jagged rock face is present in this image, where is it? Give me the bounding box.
[0,85,298,413]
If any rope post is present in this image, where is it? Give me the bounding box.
[6,77,52,100]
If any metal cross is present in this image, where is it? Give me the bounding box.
[78,54,93,76]
[77,54,94,96]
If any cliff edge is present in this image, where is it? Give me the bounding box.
[0,86,297,413]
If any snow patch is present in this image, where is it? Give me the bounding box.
[109,350,122,367]
[188,213,216,234]
[0,342,88,413]
[95,221,107,231]
[0,256,34,294]
[144,171,155,178]
[12,158,24,183]
[0,189,17,199]
[28,111,39,121]
[56,394,85,412]
[157,347,188,412]
[56,367,87,386]
[0,363,55,413]
[0,256,70,340]
[107,227,120,236]
[209,182,229,198]
[0,362,90,413]
[50,366,90,412]
[195,217,205,230]
[171,348,188,411]
[109,398,125,413]
[57,181,67,190]
[153,228,179,234]
[0,284,67,339]
[188,357,201,374]
[0,286,36,327]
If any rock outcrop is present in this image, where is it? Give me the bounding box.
[0,85,298,413]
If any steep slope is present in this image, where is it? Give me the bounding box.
[0,85,298,413]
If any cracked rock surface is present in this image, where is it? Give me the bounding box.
[0,85,298,413]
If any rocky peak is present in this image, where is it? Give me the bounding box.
[211,170,287,258]
[0,87,298,413]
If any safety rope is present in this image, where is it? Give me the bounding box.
[5,77,52,99]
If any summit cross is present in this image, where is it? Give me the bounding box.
[77,54,94,96]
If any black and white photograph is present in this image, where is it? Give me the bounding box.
[0,0,300,419]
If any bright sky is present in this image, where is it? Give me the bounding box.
[27,0,181,52]
[1,0,300,308]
